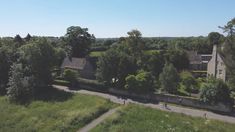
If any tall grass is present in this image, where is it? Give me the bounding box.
[92,104,235,132]
[0,89,116,132]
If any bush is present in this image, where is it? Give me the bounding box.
[125,70,154,93]
[54,79,71,87]
[200,78,233,105]
[63,69,78,84]
[180,71,198,93]
[77,78,107,90]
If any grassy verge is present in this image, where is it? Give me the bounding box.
[92,104,235,132]
[0,88,117,132]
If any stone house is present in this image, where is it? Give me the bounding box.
[187,51,212,77]
[61,57,95,79]
[207,45,226,81]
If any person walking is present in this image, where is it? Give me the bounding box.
[204,113,207,119]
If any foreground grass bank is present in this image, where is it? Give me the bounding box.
[0,89,116,132]
[92,105,235,132]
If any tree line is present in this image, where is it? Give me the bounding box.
[0,18,235,107]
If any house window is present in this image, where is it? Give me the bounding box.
[219,69,222,75]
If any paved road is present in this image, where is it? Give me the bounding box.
[78,108,119,132]
[53,85,235,124]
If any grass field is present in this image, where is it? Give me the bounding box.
[0,88,116,132]
[90,51,104,57]
[92,105,235,132]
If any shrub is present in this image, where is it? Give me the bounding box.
[180,71,198,93]
[125,70,154,93]
[54,79,71,87]
[63,69,78,84]
[200,78,233,105]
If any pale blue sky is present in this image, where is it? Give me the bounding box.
[0,0,234,38]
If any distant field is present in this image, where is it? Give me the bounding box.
[92,105,235,132]
[89,50,160,57]
[143,49,160,55]
[0,89,116,132]
[90,51,104,57]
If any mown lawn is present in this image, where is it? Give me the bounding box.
[92,105,235,132]
[90,51,104,57]
[0,88,116,132]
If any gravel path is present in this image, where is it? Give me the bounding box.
[78,108,119,132]
[53,85,235,124]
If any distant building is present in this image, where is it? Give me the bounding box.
[61,57,95,79]
[207,45,226,81]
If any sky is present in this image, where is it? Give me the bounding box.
[0,0,235,38]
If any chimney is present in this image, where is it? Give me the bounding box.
[212,44,218,78]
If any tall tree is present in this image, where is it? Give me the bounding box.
[159,63,180,94]
[7,63,33,103]
[200,78,233,105]
[0,39,18,94]
[208,32,223,46]
[220,18,235,37]
[19,38,57,90]
[65,26,95,57]
[125,30,146,56]
[96,47,137,88]
[220,18,235,90]
[165,49,189,71]
[24,33,32,42]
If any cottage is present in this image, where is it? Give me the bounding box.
[187,51,212,77]
[207,45,226,81]
[61,57,95,79]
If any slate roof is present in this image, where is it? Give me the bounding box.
[61,57,87,70]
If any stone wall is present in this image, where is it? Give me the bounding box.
[108,88,232,113]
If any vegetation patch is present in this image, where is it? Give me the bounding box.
[92,104,235,132]
[0,89,116,132]
[90,51,104,57]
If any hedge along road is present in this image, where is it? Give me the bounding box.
[53,85,235,124]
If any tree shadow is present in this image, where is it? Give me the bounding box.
[34,86,74,102]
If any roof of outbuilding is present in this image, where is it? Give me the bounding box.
[61,57,87,70]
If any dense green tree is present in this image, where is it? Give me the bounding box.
[165,49,189,71]
[200,78,233,105]
[96,48,137,88]
[19,38,57,89]
[125,70,154,93]
[121,30,146,57]
[65,26,95,57]
[0,39,18,94]
[0,48,11,94]
[208,32,224,47]
[220,18,235,90]
[7,63,33,103]
[143,51,165,77]
[159,63,180,94]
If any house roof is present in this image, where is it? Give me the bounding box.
[61,57,87,70]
